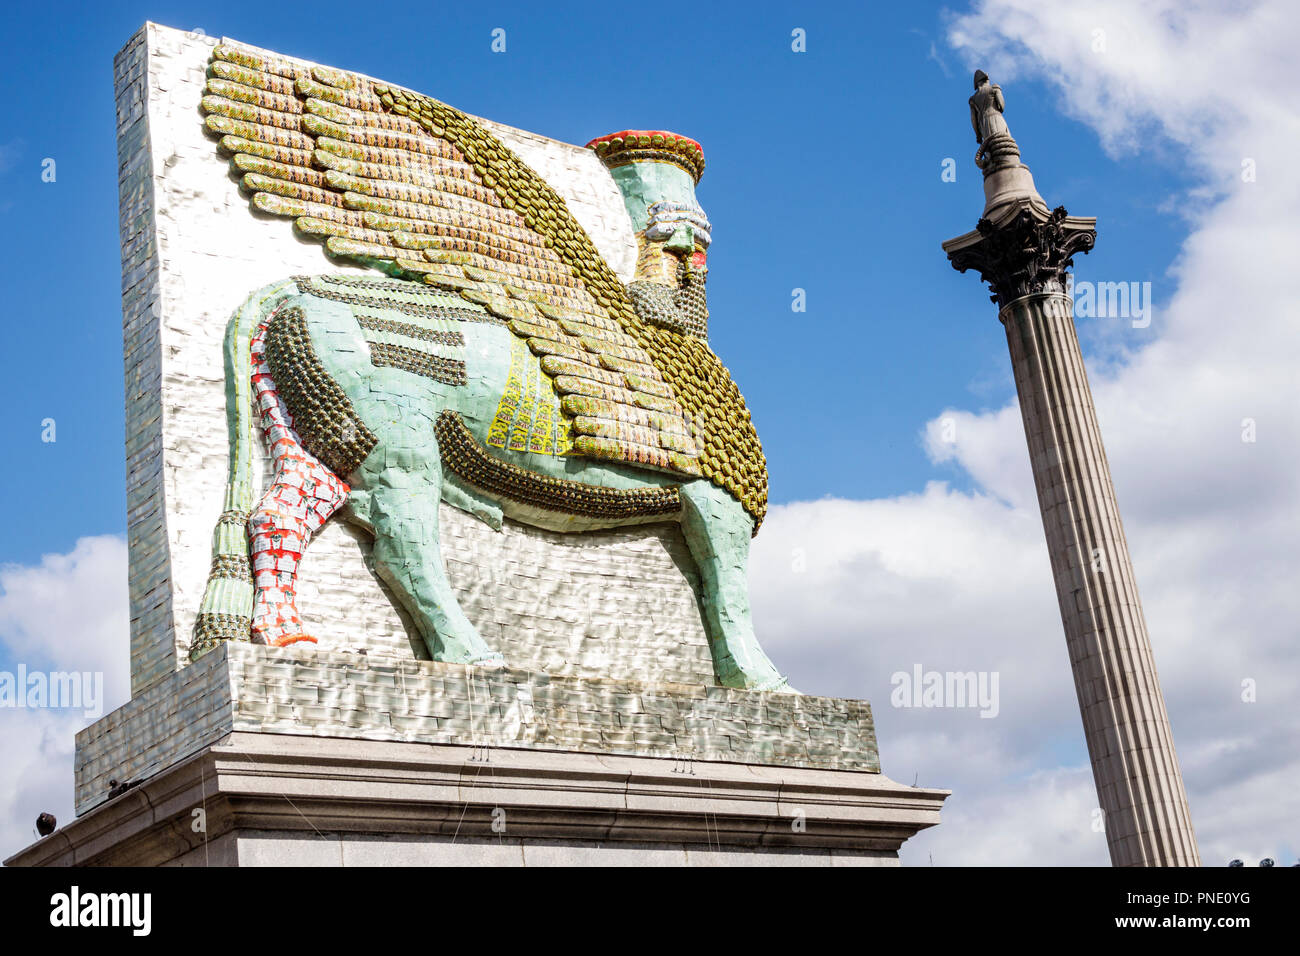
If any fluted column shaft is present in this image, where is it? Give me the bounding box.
[1001,291,1199,866]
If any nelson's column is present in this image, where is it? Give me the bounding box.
[943,71,1200,867]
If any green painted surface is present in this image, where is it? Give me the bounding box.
[193,280,298,642]
[197,277,789,690]
[610,161,707,255]
[609,161,701,233]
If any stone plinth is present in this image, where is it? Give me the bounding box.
[10,642,940,866]
[8,732,945,867]
[70,643,883,818]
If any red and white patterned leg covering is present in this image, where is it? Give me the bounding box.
[247,312,350,647]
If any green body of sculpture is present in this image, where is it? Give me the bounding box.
[192,41,786,689]
[196,153,791,693]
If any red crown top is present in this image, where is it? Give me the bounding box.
[585,130,705,183]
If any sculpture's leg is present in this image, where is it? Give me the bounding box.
[363,452,502,666]
[248,450,348,646]
[679,481,792,692]
[247,321,349,647]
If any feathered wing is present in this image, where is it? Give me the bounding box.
[201,39,768,527]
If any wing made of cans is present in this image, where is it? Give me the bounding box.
[200,39,767,525]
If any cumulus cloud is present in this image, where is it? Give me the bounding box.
[753,0,1298,866]
[0,536,129,859]
[752,493,1114,865]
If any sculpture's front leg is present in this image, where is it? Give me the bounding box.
[679,481,791,692]
[352,426,503,668]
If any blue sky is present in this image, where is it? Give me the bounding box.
[0,0,1190,565]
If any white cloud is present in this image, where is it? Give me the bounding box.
[0,709,84,861]
[753,493,1113,865]
[914,764,1107,867]
[0,536,130,859]
[751,0,1299,866]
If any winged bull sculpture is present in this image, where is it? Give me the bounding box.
[190,42,790,692]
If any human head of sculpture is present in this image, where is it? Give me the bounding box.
[973,69,989,90]
[586,130,710,289]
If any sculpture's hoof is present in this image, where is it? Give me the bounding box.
[466,651,506,669]
[271,633,318,648]
[754,676,800,695]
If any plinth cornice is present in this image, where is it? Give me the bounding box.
[5,733,949,866]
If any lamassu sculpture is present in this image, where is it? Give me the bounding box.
[192,45,789,691]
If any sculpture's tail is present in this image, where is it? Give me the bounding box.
[189,280,300,662]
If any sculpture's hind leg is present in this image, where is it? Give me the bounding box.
[248,452,348,645]
[357,434,503,666]
[680,481,792,692]
[247,321,348,646]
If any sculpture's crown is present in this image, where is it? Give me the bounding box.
[586,130,705,184]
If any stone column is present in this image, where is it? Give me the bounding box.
[945,191,1200,865]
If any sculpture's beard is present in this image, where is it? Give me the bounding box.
[626,257,709,340]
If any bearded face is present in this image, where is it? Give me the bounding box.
[588,130,713,338]
[635,200,711,283]
[619,196,708,339]
[596,174,707,343]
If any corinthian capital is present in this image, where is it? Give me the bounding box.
[944,204,1097,309]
